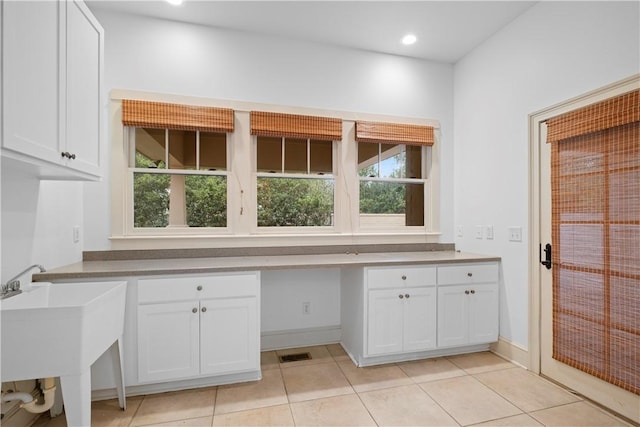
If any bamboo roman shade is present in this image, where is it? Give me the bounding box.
[250,111,342,141]
[355,121,434,146]
[548,89,639,395]
[547,89,639,142]
[122,99,234,133]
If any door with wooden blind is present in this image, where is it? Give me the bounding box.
[538,84,640,423]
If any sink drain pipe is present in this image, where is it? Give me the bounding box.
[1,378,56,414]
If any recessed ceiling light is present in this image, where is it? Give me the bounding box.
[402,34,417,45]
[166,0,183,5]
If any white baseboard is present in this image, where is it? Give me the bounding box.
[261,326,341,351]
[351,344,491,367]
[490,336,529,369]
[92,370,261,401]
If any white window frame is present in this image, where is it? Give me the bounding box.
[109,90,441,249]
[356,141,432,232]
[124,126,233,236]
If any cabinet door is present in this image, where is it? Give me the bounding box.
[64,0,102,175]
[468,283,499,344]
[138,302,200,383]
[2,0,62,162]
[200,297,259,376]
[437,285,469,348]
[367,289,404,356]
[403,287,437,352]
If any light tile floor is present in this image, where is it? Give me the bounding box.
[33,346,632,427]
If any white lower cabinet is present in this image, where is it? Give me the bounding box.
[199,297,258,376]
[138,301,200,382]
[367,287,437,355]
[436,263,500,348]
[341,261,499,366]
[437,283,499,348]
[137,273,260,384]
[341,265,438,365]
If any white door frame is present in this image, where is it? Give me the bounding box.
[528,74,639,419]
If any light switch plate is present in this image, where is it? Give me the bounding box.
[485,225,494,240]
[508,226,522,242]
[456,225,464,237]
[475,226,483,239]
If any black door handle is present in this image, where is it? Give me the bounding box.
[540,243,552,270]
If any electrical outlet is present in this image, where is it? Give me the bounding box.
[508,226,522,242]
[456,225,464,237]
[485,225,494,240]
[475,226,483,239]
[302,302,311,315]
[73,226,80,243]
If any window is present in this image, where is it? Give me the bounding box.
[112,95,440,245]
[256,136,334,227]
[130,128,228,228]
[251,111,342,228]
[355,121,434,228]
[122,99,234,231]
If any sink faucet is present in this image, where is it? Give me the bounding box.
[1,264,46,298]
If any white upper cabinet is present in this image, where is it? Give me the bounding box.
[1,0,103,180]
[64,0,103,176]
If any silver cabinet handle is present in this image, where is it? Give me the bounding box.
[401,275,407,280]
[201,307,207,313]
[197,285,203,291]
[405,294,410,299]
[399,294,404,299]
[465,290,470,295]
[192,308,198,313]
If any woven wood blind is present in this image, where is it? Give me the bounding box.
[355,121,434,146]
[122,99,234,132]
[250,111,342,141]
[549,90,639,395]
[547,89,639,142]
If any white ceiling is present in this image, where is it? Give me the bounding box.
[87,1,537,63]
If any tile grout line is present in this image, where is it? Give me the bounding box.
[108,347,628,427]
[210,384,219,424]
[352,387,381,427]
[417,375,466,427]
[126,393,145,427]
[277,353,298,426]
[468,368,621,421]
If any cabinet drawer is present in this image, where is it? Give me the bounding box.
[437,263,498,285]
[367,266,436,289]
[138,273,259,304]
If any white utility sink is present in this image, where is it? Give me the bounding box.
[1,281,127,426]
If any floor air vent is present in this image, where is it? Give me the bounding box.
[279,352,311,363]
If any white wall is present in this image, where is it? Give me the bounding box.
[453,1,640,349]
[261,268,341,332]
[1,163,84,283]
[84,9,455,250]
[74,9,455,337]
